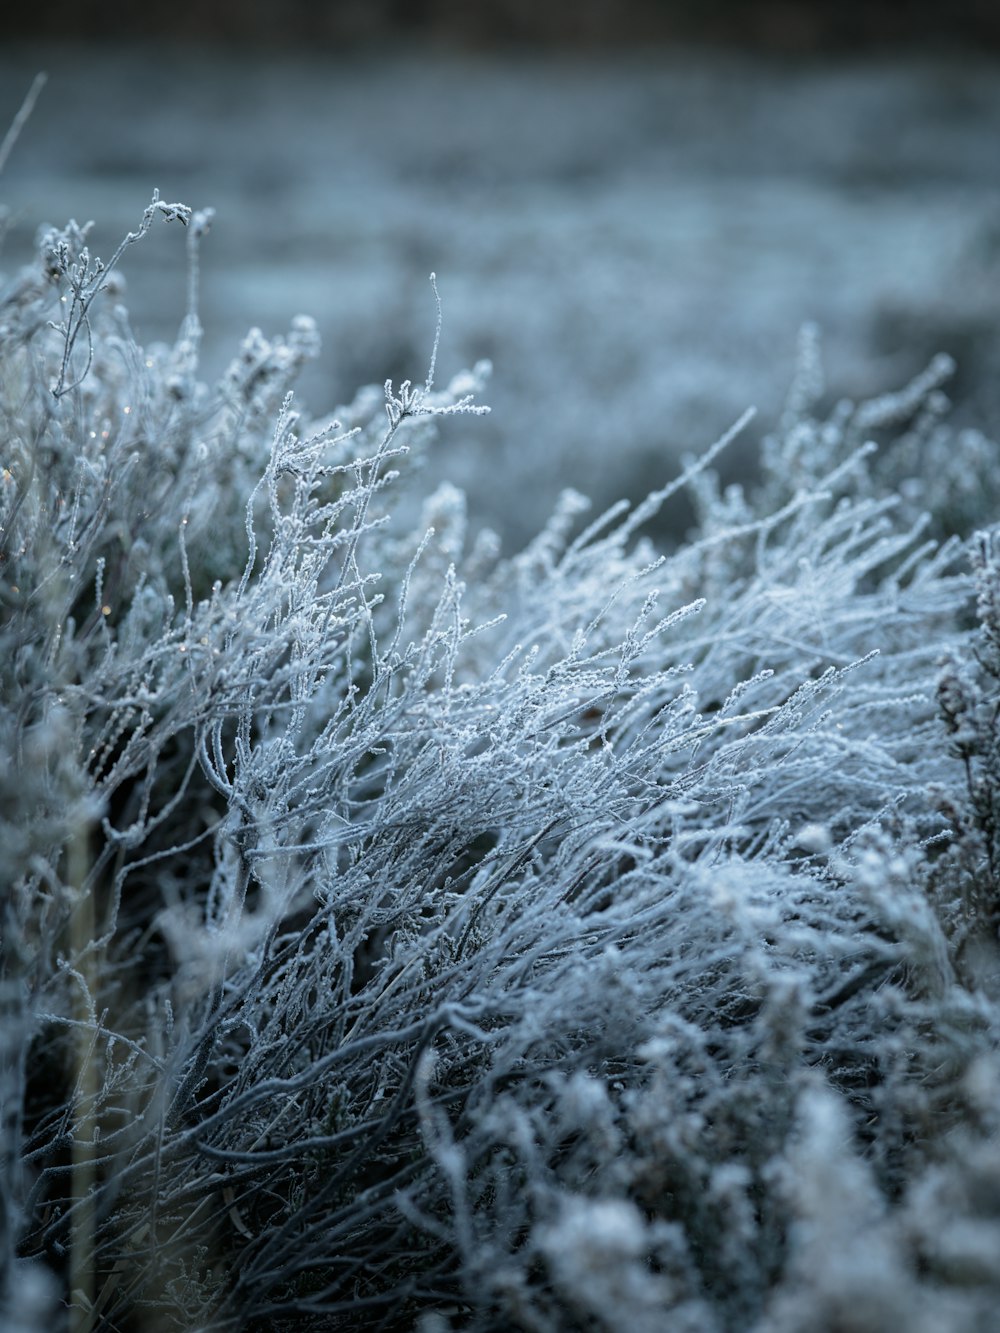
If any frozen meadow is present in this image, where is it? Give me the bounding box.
[2,44,999,544]
[2,41,1000,1333]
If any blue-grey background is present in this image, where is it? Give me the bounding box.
[2,8,998,546]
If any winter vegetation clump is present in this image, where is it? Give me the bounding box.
[2,140,1000,1331]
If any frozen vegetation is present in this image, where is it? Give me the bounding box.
[2,59,1000,1333]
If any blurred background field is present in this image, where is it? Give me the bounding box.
[2,1,998,547]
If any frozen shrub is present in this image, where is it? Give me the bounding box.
[2,167,1000,1332]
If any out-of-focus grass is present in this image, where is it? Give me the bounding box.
[4,46,997,546]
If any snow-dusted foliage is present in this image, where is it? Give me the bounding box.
[2,184,1000,1333]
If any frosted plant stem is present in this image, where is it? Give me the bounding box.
[68,820,96,1333]
[0,73,46,179]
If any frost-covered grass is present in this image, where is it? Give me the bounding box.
[2,159,1000,1329]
